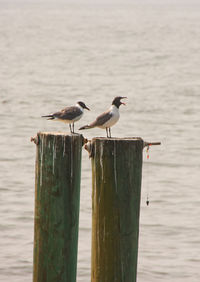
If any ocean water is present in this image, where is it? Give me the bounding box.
[0,0,200,281]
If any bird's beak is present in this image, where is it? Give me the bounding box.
[85,106,90,111]
[121,97,127,105]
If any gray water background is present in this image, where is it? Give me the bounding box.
[0,0,200,281]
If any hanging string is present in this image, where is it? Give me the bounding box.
[146,145,150,206]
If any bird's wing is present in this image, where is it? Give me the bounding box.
[90,110,112,127]
[53,106,82,120]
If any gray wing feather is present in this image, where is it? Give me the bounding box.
[53,106,82,120]
[90,111,112,127]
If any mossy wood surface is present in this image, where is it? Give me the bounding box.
[91,138,143,282]
[33,132,83,282]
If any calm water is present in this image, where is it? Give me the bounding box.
[0,0,200,281]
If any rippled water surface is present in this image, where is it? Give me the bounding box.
[0,0,200,281]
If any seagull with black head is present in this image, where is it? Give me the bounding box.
[42,101,90,133]
[79,96,126,137]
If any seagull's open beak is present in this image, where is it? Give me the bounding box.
[121,97,127,105]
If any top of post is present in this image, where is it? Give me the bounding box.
[31,132,86,146]
[92,137,143,142]
[37,131,83,136]
[84,137,161,157]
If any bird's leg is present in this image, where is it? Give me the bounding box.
[106,128,109,138]
[109,128,111,138]
[69,124,72,133]
[72,123,74,133]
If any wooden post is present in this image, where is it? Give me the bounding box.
[33,132,83,282]
[91,137,143,282]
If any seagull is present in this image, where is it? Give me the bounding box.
[79,96,126,137]
[42,101,90,133]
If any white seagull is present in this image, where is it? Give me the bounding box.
[79,96,126,137]
[42,101,90,133]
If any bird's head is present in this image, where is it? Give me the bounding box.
[77,101,90,111]
[112,96,127,108]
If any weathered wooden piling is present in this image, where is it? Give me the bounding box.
[91,137,144,282]
[33,132,83,282]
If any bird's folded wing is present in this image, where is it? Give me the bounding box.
[53,106,82,120]
[90,111,112,127]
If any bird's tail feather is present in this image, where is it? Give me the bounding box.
[41,115,55,120]
[79,124,93,130]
